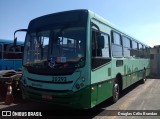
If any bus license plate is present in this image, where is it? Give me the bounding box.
[42,94,52,100]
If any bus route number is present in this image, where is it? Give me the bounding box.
[52,77,67,83]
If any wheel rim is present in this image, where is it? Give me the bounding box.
[114,83,119,101]
[143,78,146,82]
[143,70,146,82]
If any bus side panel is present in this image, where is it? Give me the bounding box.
[122,59,132,89]
[0,60,14,70]
[97,80,113,104]
[91,63,113,107]
[90,80,113,108]
[0,60,3,70]
[13,60,22,70]
[124,59,150,88]
[0,59,22,71]
[122,76,127,89]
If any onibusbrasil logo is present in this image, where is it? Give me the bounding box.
[1,111,42,117]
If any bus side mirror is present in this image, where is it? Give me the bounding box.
[14,29,28,46]
[98,36,105,49]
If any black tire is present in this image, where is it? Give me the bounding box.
[140,69,146,84]
[112,80,119,103]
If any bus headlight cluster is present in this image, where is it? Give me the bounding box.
[73,77,85,91]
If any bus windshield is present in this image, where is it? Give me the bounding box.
[23,26,86,69]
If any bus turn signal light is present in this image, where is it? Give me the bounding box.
[91,87,94,91]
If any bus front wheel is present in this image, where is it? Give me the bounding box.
[112,80,119,103]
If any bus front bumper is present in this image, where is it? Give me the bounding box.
[21,85,91,109]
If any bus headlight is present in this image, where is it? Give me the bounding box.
[73,77,85,92]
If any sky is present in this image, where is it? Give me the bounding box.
[0,0,160,47]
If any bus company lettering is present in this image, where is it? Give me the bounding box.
[52,77,67,83]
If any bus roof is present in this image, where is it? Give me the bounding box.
[28,9,149,47]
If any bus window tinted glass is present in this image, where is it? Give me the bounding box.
[113,32,121,45]
[123,37,131,48]
[92,28,111,69]
[101,34,109,57]
[122,36,131,57]
[112,31,122,57]
[132,41,138,49]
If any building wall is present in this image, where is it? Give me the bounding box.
[150,45,160,77]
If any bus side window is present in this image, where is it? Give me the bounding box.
[6,44,11,59]
[14,46,21,59]
[7,44,14,59]
[131,40,138,57]
[6,44,21,59]
[111,31,123,57]
[122,36,131,57]
[92,30,97,57]
[92,30,107,57]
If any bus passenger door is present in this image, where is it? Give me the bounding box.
[90,20,112,106]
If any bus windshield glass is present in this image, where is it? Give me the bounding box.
[23,26,86,69]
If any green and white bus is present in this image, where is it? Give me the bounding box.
[14,9,150,109]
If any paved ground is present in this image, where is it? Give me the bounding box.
[94,78,160,119]
[0,78,160,119]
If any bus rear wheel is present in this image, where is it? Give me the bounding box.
[141,69,146,84]
[112,81,119,103]
[141,77,146,84]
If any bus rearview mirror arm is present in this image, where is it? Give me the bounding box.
[14,29,28,46]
